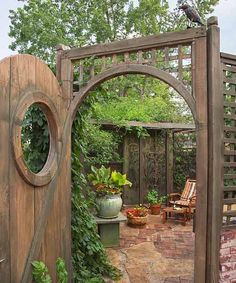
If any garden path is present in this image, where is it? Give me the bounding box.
[105,213,194,283]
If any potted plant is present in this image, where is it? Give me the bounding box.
[126,206,149,226]
[88,165,132,218]
[146,189,167,215]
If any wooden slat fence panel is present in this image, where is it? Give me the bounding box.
[222,52,236,228]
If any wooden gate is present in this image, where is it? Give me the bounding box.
[0,55,71,282]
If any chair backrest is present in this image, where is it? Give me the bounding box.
[180,179,196,201]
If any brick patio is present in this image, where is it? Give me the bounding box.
[106,213,195,283]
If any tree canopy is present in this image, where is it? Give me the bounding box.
[9,0,219,66]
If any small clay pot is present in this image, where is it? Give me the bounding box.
[150,204,161,215]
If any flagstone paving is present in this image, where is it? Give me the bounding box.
[105,214,194,283]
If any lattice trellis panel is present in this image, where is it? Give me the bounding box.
[72,44,192,91]
[222,53,236,228]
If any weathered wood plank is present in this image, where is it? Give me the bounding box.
[194,35,208,283]
[224,186,236,192]
[206,17,223,283]
[224,150,236,155]
[9,55,36,283]
[221,52,236,63]
[90,119,195,130]
[62,27,206,61]
[223,77,236,84]
[61,58,74,109]
[224,162,236,167]
[222,64,236,73]
[223,198,236,205]
[0,57,11,282]
[221,224,236,230]
[223,210,236,217]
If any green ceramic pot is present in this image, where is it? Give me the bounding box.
[96,194,122,219]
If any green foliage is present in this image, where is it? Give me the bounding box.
[21,104,49,173]
[72,117,122,281]
[111,170,132,187]
[93,94,189,125]
[9,1,219,67]
[32,261,52,283]
[88,165,112,187]
[82,123,121,167]
[32,258,68,283]
[88,165,132,196]
[146,190,167,205]
[56,258,68,283]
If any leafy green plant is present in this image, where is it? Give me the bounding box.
[21,104,49,173]
[32,258,68,283]
[32,261,52,283]
[56,258,68,283]
[111,170,132,188]
[88,166,132,196]
[88,165,111,188]
[146,190,167,205]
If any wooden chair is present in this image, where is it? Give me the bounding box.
[168,179,196,218]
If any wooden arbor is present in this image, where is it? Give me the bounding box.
[56,17,222,283]
[0,16,228,282]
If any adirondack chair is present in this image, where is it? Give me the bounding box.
[168,179,196,218]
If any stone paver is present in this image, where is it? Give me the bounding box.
[106,213,194,283]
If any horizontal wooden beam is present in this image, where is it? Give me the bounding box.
[223,186,236,192]
[221,52,236,62]
[223,198,236,205]
[222,224,236,230]
[90,119,195,130]
[223,210,236,217]
[62,27,206,61]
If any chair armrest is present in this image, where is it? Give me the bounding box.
[168,193,181,202]
[189,196,196,206]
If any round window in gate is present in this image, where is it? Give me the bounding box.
[12,91,61,187]
[21,104,50,174]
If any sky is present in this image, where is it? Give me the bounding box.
[0,0,236,60]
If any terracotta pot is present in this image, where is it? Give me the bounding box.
[150,204,161,215]
[127,215,148,226]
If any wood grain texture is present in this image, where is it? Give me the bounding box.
[193,37,208,283]
[0,54,71,283]
[9,55,36,283]
[207,21,223,283]
[0,57,11,282]
[62,27,206,61]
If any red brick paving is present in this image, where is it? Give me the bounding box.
[108,212,195,282]
[119,214,194,260]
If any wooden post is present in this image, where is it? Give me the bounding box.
[166,130,174,194]
[56,44,73,281]
[56,44,73,109]
[193,36,208,283]
[207,16,224,283]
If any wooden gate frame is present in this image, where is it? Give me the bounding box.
[56,16,223,282]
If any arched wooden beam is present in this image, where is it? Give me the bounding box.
[70,64,196,122]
